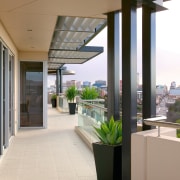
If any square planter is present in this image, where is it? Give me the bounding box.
[92,142,122,180]
[68,103,76,114]
[51,99,56,108]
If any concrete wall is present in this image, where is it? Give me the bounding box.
[132,128,180,180]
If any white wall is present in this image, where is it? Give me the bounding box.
[132,128,180,180]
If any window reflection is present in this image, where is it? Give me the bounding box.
[20,62,43,127]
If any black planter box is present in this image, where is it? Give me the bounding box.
[68,103,76,114]
[51,99,56,108]
[92,142,122,180]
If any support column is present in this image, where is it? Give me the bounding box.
[142,5,156,130]
[121,0,137,179]
[56,69,60,95]
[59,68,63,93]
[107,11,120,121]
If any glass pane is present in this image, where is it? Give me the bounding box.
[20,62,43,127]
[9,55,12,137]
[3,48,5,145]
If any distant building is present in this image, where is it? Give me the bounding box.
[66,80,76,87]
[170,81,176,89]
[169,86,180,99]
[93,80,106,88]
[82,81,91,88]
[156,85,168,96]
[99,86,107,97]
[65,80,81,90]
[76,81,82,89]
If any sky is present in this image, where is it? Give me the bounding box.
[48,0,180,88]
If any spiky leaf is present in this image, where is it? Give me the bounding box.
[94,127,108,144]
[93,116,122,145]
[101,123,110,134]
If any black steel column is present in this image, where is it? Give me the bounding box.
[56,69,60,95]
[59,68,63,93]
[142,5,156,130]
[107,11,120,121]
[122,0,137,179]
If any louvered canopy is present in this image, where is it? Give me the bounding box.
[48,16,107,70]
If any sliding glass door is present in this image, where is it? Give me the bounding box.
[20,62,43,127]
[0,42,14,153]
[9,55,14,137]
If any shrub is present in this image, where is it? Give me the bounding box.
[51,94,57,100]
[65,86,77,103]
[81,87,98,100]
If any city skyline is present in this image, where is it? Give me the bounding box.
[48,0,180,88]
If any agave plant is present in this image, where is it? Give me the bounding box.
[94,116,122,145]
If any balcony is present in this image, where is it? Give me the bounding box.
[1,101,180,180]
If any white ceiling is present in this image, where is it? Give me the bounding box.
[0,0,122,52]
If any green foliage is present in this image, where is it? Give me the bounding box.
[176,119,180,124]
[169,100,180,112]
[51,94,57,100]
[81,87,99,100]
[137,105,142,113]
[94,116,122,145]
[176,119,180,138]
[65,86,78,102]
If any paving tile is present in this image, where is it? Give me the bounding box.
[0,105,97,180]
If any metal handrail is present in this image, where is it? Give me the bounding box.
[78,99,107,112]
[144,116,180,137]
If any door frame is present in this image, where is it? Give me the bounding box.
[0,40,15,154]
[18,60,47,128]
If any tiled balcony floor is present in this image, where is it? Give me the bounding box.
[0,105,97,180]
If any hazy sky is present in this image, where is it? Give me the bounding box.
[48,0,180,88]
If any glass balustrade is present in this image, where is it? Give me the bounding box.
[77,99,107,142]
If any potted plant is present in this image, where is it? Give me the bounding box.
[92,116,122,180]
[65,85,78,114]
[81,87,99,116]
[51,94,57,108]
[81,87,99,100]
